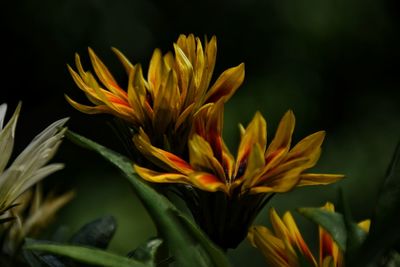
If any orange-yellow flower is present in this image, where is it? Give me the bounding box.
[248,203,370,267]
[133,101,343,195]
[66,34,244,151]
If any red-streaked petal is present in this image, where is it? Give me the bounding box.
[319,202,340,267]
[265,110,295,162]
[133,129,193,174]
[88,47,127,100]
[134,165,191,184]
[283,212,317,266]
[235,111,267,177]
[188,172,227,193]
[188,134,227,182]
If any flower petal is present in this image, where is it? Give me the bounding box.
[188,172,227,193]
[88,48,127,100]
[188,134,226,182]
[319,202,340,267]
[248,226,290,267]
[297,173,345,187]
[134,165,191,184]
[0,102,20,174]
[111,47,134,74]
[357,220,371,232]
[240,143,265,192]
[133,129,193,174]
[287,131,326,161]
[147,48,163,99]
[283,212,317,266]
[205,63,245,103]
[235,112,267,177]
[265,110,295,162]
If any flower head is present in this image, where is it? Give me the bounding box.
[66,34,244,152]
[133,102,343,248]
[134,102,343,195]
[248,203,370,267]
[0,103,68,218]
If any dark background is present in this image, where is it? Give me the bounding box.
[1,0,400,265]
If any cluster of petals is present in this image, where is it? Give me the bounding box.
[248,203,370,267]
[66,34,244,136]
[134,100,343,195]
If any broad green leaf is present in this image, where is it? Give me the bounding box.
[354,142,400,266]
[298,207,347,250]
[66,130,231,267]
[25,242,148,267]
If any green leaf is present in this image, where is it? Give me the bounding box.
[66,130,231,267]
[338,189,368,263]
[25,242,148,267]
[127,237,164,267]
[298,207,347,250]
[354,142,400,266]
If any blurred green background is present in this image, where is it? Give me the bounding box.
[2,0,400,265]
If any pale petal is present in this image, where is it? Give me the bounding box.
[0,102,21,174]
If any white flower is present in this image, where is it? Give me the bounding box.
[0,102,68,216]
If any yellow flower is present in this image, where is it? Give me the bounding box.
[133,101,343,195]
[248,203,371,267]
[66,34,244,151]
[132,102,343,249]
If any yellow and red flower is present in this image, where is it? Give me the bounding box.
[133,101,343,195]
[132,102,344,249]
[66,34,244,151]
[248,203,370,267]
